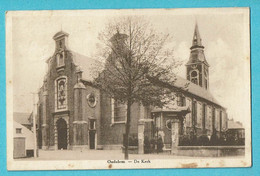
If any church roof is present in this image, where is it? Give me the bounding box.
[49,30,221,108]
[172,75,222,107]
[13,112,32,125]
[70,51,103,81]
[186,51,209,66]
[53,31,69,40]
[69,50,222,107]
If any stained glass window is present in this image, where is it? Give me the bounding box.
[57,78,67,110]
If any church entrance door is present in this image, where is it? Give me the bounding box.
[57,118,67,150]
[89,130,96,149]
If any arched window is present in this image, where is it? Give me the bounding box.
[185,98,192,127]
[114,99,127,122]
[192,101,197,126]
[204,69,208,89]
[212,107,216,131]
[111,98,127,124]
[205,78,208,89]
[56,53,64,67]
[55,77,67,111]
[190,70,199,85]
[202,104,207,131]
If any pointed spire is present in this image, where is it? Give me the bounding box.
[191,22,203,49]
[186,22,209,66]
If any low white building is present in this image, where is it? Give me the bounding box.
[13,121,34,158]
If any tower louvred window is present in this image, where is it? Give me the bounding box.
[190,70,198,85]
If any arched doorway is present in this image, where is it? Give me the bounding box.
[57,118,67,150]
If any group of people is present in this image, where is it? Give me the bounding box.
[144,135,164,154]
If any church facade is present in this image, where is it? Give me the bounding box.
[36,24,228,151]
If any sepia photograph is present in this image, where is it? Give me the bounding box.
[6,8,251,170]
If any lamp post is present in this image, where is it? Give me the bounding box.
[156,127,159,154]
[31,92,38,158]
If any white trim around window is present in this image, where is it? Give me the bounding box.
[110,98,126,126]
[55,76,68,112]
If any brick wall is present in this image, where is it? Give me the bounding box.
[39,49,78,148]
[100,92,141,146]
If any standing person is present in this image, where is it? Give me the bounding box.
[144,136,150,154]
[157,135,164,153]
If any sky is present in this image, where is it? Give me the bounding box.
[9,8,250,125]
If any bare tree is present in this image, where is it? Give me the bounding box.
[93,17,184,159]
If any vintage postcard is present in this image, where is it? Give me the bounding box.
[6,8,251,170]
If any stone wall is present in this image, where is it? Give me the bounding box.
[171,146,245,157]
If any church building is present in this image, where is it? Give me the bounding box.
[36,24,228,151]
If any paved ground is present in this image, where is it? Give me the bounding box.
[16,149,244,160]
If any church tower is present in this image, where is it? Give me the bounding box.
[53,31,69,51]
[186,23,209,90]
